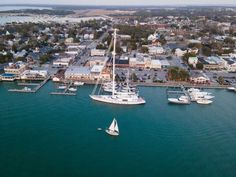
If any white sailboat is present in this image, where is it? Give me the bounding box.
[106,118,119,136]
[90,29,146,105]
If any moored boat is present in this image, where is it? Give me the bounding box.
[196,99,213,105]
[74,81,84,86]
[68,87,77,92]
[168,95,190,104]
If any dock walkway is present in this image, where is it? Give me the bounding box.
[8,77,50,93]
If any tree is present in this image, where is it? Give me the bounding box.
[182,52,196,63]
[196,62,204,70]
[217,76,224,85]
[202,46,212,56]
[167,67,189,81]
[131,73,138,82]
[140,46,149,53]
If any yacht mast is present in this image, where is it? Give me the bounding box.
[112,29,117,97]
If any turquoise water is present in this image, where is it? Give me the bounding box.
[0,81,236,177]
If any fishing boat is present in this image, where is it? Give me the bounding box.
[74,81,84,86]
[168,95,190,104]
[106,118,119,136]
[68,87,77,92]
[196,99,213,105]
[90,29,145,105]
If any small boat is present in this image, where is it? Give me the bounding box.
[168,95,190,104]
[227,87,236,91]
[196,99,213,105]
[68,87,77,92]
[23,87,31,91]
[106,118,119,136]
[58,85,66,89]
[74,81,84,86]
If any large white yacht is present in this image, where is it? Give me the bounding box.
[90,29,146,105]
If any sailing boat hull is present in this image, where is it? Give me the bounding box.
[106,129,119,136]
[90,95,146,105]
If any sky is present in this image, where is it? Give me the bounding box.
[1,0,236,6]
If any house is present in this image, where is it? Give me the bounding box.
[188,57,198,68]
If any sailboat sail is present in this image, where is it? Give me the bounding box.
[114,120,119,132]
[108,118,119,133]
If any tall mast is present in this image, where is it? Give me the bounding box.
[112,29,117,97]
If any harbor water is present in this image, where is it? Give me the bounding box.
[0,81,236,177]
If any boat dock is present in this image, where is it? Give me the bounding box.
[50,82,77,96]
[18,83,39,86]
[8,77,50,93]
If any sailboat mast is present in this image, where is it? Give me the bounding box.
[112,29,117,97]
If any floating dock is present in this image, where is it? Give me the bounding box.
[50,82,77,96]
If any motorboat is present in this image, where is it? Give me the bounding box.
[68,87,77,92]
[168,95,190,104]
[74,81,84,86]
[227,87,236,91]
[196,99,213,105]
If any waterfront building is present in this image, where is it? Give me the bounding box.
[20,70,48,80]
[4,61,27,76]
[65,66,91,80]
[90,65,110,80]
[190,72,210,84]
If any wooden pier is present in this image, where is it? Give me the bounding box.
[8,77,50,93]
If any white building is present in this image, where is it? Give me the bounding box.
[53,56,74,67]
[91,49,106,57]
[20,70,48,80]
[150,60,162,69]
[148,46,165,55]
[4,61,27,76]
[175,48,187,57]
[188,57,198,68]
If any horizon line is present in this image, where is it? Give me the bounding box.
[1,3,236,7]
